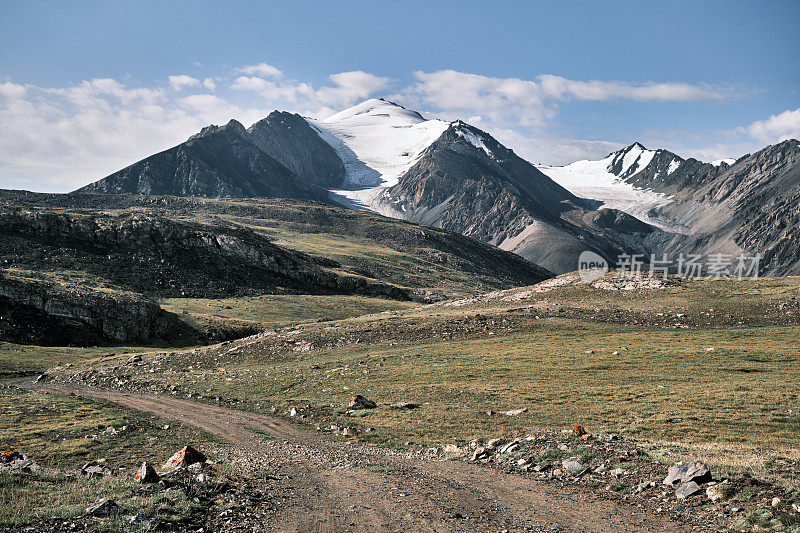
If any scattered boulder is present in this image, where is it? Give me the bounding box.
[81,460,112,478]
[675,481,703,500]
[502,408,527,416]
[134,462,160,483]
[485,438,504,450]
[390,402,418,410]
[85,498,122,517]
[470,446,488,462]
[128,513,160,529]
[162,446,206,473]
[0,454,40,474]
[341,427,357,437]
[442,444,465,458]
[706,481,728,502]
[562,457,584,472]
[349,395,376,409]
[572,425,586,436]
[663,461,712,488]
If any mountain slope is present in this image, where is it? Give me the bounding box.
[76,119,329,201]
[248,111,346,188]
[1,190,553,299]
[334,119,655,273]
[541,140,800,275]
[538,143,682,231]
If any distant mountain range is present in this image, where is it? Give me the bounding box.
[75,98,800,276]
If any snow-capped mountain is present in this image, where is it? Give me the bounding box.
[538,143,681,232]
[75,98,800,275]
[306,99,449,214]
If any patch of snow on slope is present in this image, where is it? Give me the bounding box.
[711,158,735,167]
[308,99,448,214]
[667,159,681,174]
[538,157,686,233]
[455,127,493,158]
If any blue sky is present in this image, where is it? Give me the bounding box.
[1,0,798,191]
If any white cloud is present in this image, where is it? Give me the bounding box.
[315,71,390,107]
[168,75,201,91]
[743,107,800,143]
[0,81,27,99]
[235,62,283,78]
[536,74,726,102]
[202,78,216,90]
[230,70,388,116]
[405,70,729,130]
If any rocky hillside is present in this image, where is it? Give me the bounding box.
[628,140,800,275]
[0,190,553,298]
[0,270,197,346]
[248,111,345,188]
[0,206,406,300]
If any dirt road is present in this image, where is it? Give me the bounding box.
[26,382,688,532]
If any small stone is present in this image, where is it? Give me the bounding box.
[470,447,488,461]
[706,484,723,502]
[792,502,800,513]
[675,481,703,500]
[341,427,357,437]
[486,438,504,450]
[134,461,159,483]
[85,498,122,517]
[486,410,495,416]
[572,425,586,436]
[162,446,205,473]
[390,402,418,410]
[552,468,563,477]
[348,395,376,409]
[289,407,298,417]
[610,468,626,477]
[442,444,465,457]
[562,457,584,472]
[501,408,527,416]
[499,442,519,454]
[772,497,781,507]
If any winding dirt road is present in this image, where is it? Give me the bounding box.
[26,382,688,532]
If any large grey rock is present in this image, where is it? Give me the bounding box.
[663,461,712,488]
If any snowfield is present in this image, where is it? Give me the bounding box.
[538,152,684,233]
[308,99,448,213]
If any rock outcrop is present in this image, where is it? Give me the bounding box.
[0,270,197,346]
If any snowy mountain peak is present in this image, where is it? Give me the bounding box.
[607,142,658,178]
[323,98,426,126]
[310,99,449,200]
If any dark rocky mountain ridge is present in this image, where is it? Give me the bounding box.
[76,118,334,201]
